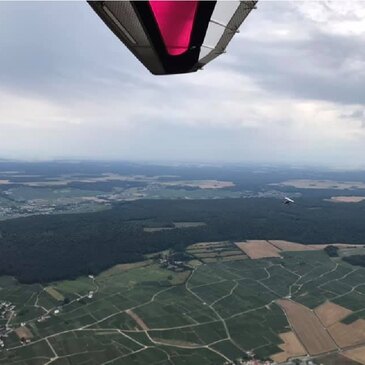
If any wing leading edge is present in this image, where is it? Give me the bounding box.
[88,1,257,75]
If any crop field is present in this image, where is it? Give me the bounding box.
[270,332,306,363]
[187,241,247,263]
[344,346,365,364]
[319,353,363,365]
[327,196,365,203]
[276,299,337,355]
[1,247,365,364]
[275,179,365,190]
[235,240,282,259]
[315,301,353,327]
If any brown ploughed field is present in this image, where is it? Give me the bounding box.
[315,301,353,327]
[235,240,281,259]
[344,346,365,365]
[277,299,337,355]
[329,319,365,348]
[271,331,306,363]
[268,240,314,251]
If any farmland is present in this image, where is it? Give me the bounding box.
[1,245,365,364]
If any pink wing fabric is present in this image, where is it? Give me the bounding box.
[149,1,199,56]
[89,0,257,74]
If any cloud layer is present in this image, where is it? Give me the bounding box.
[0,1,365,167]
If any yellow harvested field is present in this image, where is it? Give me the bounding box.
[126,309,149,330]
[44,287,64,301]
[187,260,202,268]
[344,346,365,364]
[277,299,337,355]
[269,240,314,252]
[232,240,364,256]
[188,241,228,250]
[327,196,365,203]
[100,260,152,277]
[329,319,365,348]
[271,331,306,363]
[315,301,352,327]
[15,326,33,340]
[276,179,365,190]
[162,180,234,189]
[235,240,282,259]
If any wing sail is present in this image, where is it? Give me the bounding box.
[198,1,257,67]
[88,1,257,75]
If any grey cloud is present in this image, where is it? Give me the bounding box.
[229,1,365,105]
[1,1,365,167]
[0,2,155,101]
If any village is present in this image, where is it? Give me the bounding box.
[0,301,15,348]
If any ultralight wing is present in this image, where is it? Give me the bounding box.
[88,1,257,75]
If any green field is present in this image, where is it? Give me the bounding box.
[1,249,365,364]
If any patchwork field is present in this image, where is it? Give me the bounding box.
[187,241,247,263]
[276,299,337,355]
[319,353,363,365]
[235,240,365,261]
[329,319,365,348]
[161,180,235,189]
[344,346,365,364]
[1,246,365,364]
[269,240,314,252]
[271,331,306,363]
[327,196,365,203]
[235,240,281,259]
[315,301,353,327]
[275,179,365,190]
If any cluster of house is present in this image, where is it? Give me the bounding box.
[0,301,14,318]
[0,301,15,348]
[159,253,191,272]
[37,314,50,323]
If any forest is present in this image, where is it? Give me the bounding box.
[1,197,365,283]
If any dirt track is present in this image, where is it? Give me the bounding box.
[126,309,149,330]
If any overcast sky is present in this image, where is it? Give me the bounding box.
[0,1,365,167]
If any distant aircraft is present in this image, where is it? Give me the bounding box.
[283,197,295,205]
[88,1,258,75]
